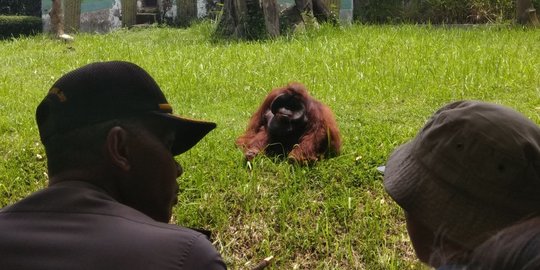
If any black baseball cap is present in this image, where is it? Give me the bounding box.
[36,61,216,155]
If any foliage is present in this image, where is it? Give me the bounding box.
[244,0,268,40]
[0,15,42,39]
[1,23,540,269]
[356,0,538,24]
[0,0,41,16]
[355,0,404,23]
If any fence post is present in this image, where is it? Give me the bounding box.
[64,0,81,33]
[339,0,353,24]
[122,0,137,27]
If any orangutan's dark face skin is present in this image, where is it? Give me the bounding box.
[266,93,308,140]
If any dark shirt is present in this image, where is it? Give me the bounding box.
[0,181,226,270]
[437,265,466,270]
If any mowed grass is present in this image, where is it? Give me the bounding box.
[1,22,540,269]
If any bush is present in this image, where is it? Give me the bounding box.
[355,0,540,24]
[0,0,41,16]
[0,16,42,39]
[355,0,404,23]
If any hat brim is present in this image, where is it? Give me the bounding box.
[383,140,518,249]
[151,112,216,156]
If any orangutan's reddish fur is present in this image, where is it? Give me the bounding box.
[236,82,341,163]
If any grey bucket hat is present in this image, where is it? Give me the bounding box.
[384,100,540,249]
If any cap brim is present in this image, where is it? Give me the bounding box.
[152,112,216,155]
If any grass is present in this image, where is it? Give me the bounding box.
[1,22,539,269]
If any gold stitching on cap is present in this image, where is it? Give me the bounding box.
[49,87,66,102]
[159,103,173,113]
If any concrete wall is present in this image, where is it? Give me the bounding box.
[42,0,122,33]
[41,0,208,33]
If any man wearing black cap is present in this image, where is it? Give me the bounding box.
[0,61,226,269]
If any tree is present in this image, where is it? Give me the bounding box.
[280,0,335,32]
[49,0,64,36]
[214,0,267,40]
[214,0,334,40]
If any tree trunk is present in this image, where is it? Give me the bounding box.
[215,0,335,40]
[280,0,334,33]
[50,0,64,36]
[313,0,335,23]
[214,0,270,40]
[244,0,266,39]
[64,0,81,33]
[262,0,279,38]
[121,0,137,27]
[214,0,245,38]
[177,0,197,27]
[517,0,539,26]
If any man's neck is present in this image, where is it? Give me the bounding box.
[48,169,120,200]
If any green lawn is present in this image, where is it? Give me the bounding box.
[1,22,539,269]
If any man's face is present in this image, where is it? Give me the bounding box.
[120,118,182,223]
[404,211,434,265]
[404,211,465,267]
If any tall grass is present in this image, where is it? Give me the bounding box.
[1,22,539,269]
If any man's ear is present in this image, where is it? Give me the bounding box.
[105,126,131,171]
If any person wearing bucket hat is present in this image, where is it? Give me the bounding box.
[0,61,226,269]
[383,100,540,269]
